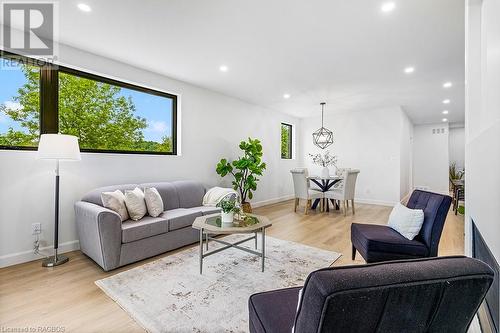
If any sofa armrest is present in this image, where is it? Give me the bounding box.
[74,201,122,271]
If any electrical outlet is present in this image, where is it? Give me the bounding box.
[32,223,41,235]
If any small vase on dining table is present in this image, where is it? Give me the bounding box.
[321,166,330,178]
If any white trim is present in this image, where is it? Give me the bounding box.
[400,191,413,204]
[252,195,295,208]
[0,240,80,268]
[354,198,397,207]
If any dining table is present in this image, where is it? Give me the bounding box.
[307,175,343,212]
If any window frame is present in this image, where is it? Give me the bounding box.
[280,122,293,160]
[0,50,178,155]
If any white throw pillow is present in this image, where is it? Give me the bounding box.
[387,202,425,240]
[101,190,129,221]
[124,187,147,221]
[144,187,164,217]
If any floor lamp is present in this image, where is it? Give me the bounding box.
[37,134,81,267]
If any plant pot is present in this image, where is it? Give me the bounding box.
[221,211,234,223]
[241,202,252,213]
[321,166,330,178]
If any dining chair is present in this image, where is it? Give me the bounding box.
[324,169,360,216]
[290,169,324,214]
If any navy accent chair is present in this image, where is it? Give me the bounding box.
[351,190,452,263]
[248,257,494,333]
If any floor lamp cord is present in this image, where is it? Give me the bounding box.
[33,234,50,258]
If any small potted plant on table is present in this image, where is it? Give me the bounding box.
[216,196,241,225]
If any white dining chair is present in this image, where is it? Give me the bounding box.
[324,169,360,216]
[290,168,324,214]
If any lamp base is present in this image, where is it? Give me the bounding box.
[42,254,69,267]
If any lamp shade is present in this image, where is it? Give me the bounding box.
[37,134,81,160]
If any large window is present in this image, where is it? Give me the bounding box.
[0,57,41,148]
[0,52,177,154]
[281,123,293,159]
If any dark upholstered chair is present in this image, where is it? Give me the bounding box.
[351,190,452,263]
[248,256,494,333]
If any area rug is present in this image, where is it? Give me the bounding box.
[96,235,341,333]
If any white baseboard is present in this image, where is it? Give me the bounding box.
[354,198,397,207]
[252,194,295,208]
[0,240,80,268]
[253,194,397,208]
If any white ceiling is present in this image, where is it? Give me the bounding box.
[6,0,466,124]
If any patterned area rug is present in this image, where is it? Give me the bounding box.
[96,235,341,333]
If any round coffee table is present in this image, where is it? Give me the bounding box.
[192,213,272,274]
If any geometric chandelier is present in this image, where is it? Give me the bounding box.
[312,102,333,149]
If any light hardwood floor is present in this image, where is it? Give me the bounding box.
[0,201,464,332]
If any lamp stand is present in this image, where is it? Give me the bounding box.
[42,160,69,267]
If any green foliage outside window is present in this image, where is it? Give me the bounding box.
[0,65,40,146]
[281,123,292,159]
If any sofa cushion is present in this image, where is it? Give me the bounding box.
[351,223,429,259]
[162,208,202,231]
[121,216,169,243]
[173,180,205,208]
[140,182,180,210]
[82,184,139,206]
[249,287,301,333]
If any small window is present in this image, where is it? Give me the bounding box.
[281,123,293,159]
[0,56,41,148]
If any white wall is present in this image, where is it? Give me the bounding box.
[400,111,414,200]
[300,106,411,206]
[465,0,500,261]
[0,44,301,267]
[412,123,450,194]
[448,126,465,170]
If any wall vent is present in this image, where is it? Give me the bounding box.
[432,128,447,134]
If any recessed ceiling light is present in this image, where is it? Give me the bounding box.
[381,2,396,12]
[442,99,451,104]
[443,82,453,88]
[404,66,415,74]
[442,110,449,115]
[219,65,228,72]
[442,118,448,122]
[77,3,91,12]
[283,93,291,99]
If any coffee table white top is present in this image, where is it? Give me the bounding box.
[192,213,272,234]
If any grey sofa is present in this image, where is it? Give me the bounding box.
[74,180,220,271]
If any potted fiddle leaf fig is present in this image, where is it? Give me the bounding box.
[216,138,266,213]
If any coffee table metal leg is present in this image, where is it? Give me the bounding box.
[199,228,203,274]
[261,227,265,272]
[255,232,258,249]
[206,233,209,251]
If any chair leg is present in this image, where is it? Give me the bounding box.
[320,198,323,212]
[305,199,310,215]
[346,200,349,208]
[294,198,298,212]
[352,244,356,260]
[351,199,355,215]
[343,200,347,216]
